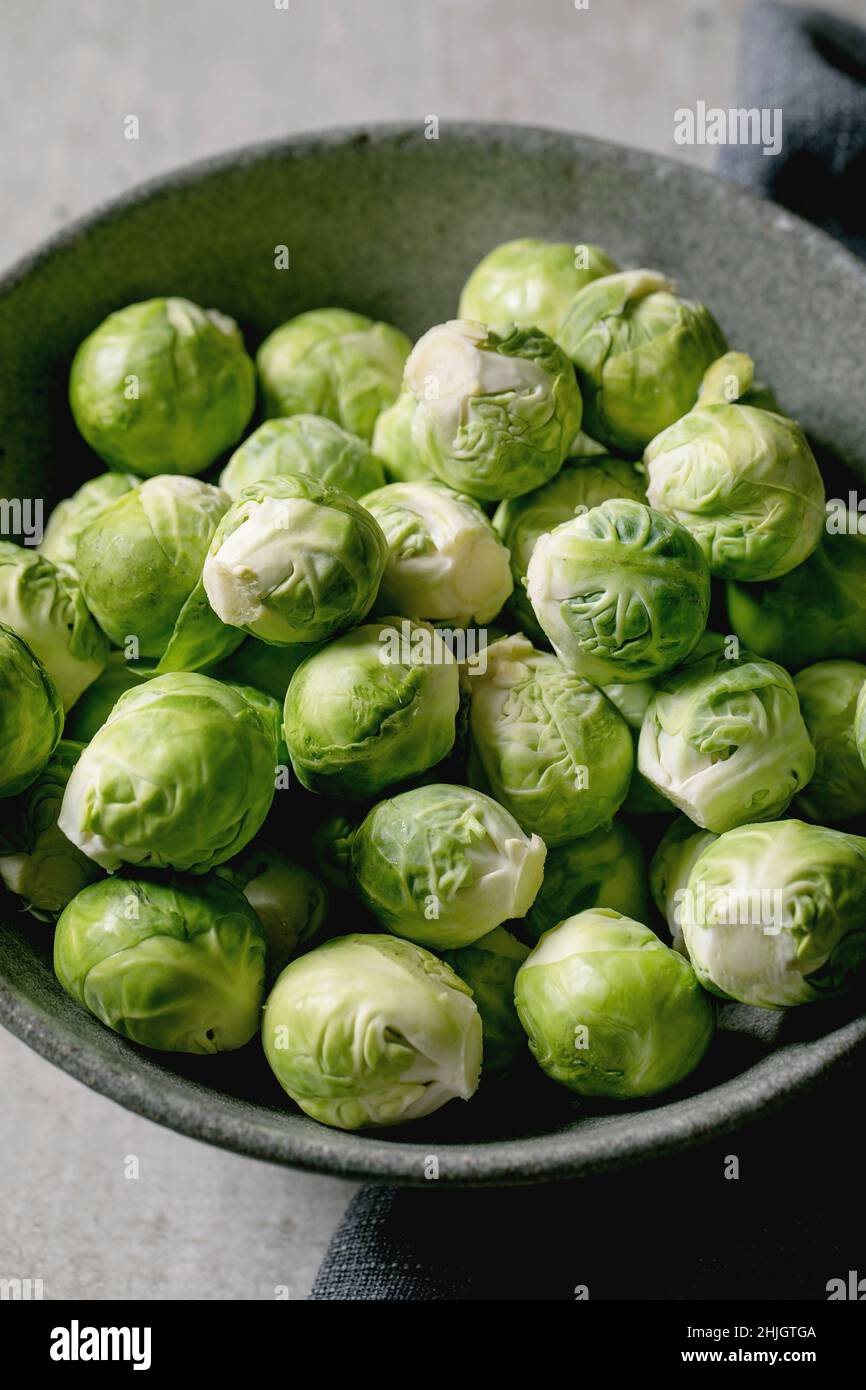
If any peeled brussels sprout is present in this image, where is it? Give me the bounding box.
[76,474,242,671]
[645,354,825,581]
[262,933,482,1129]
[63,652,153,743]
[458,238,619,339]
[0,543,108,709]
[0,740,102,917]
[218,847,327,976]
[514,910,715,1098]
[58,673,276,873]
[638,643,815,833]
[557,270,726,453]
[209,637,310,703]
[283,620,460,799]
[54,875,267,1051]
[601,679,673,814]
[467,634,633,845]
[404,319,583,501]
[202,475,387,646]
[523,819,649,940]
[726,521,866,670]
[442,927,530,1075]
[256,308,410,441]
[69,297,255,476]
[493,455,646,641]
[794,661,866,823]
[361,480,512,626]
[39,472,140,571]
[351,783,546,949]
[526,499,710,684]
[371,389,432,483]
[219,414,385,500]
[680,820,866,1007]
[648,815,718,951]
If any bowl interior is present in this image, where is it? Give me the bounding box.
[2,123,866,1183]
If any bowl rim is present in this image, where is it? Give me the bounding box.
[2,119,866,1184]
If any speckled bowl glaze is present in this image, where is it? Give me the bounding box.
[1,124,865,1185]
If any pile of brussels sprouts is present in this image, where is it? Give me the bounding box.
[2,237,865,1134]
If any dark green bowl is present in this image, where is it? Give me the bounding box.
[2,123,865,1184]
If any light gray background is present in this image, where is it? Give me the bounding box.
[2,0,862,1301]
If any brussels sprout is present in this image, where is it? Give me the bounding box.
[514,909,715,1098]
[557,270,726,454]
[219,415,385,500]
[0,740,100,917]
[726,521,866,670]
[680,819,866,1007]
[218,846,327,976]
[601,679,673,814]
[54,875,267,1051]
[638,645,815,833]
[523,819,649,940]
[283,620,460,799]
[458,238,619,339]
[69,297,255,476]
[63,652,153,742]
[209,637,310,703]
[361,480,512,626]
[351,783,546,949]
[648,815,718,951]
[0,624,63,797]
[526,499,710,684]
[794,661,866,823]
[310,806,360,894]
[224,681,289,767]
[39,472,140,571]
[403,320,583,501]
[202,475,387,647]
[371,389,432,483]
[0,543,109,708]
[262,933,482,1129]
[645,355,825,581]
[75,474,242,672]
[442,927,529,1074]
[58,672,276,873]
[492,455,646,640]
[256,308,410,441]
[467,634,633,845]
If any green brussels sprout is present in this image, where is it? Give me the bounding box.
[39,472,140,571]
[361,480,512,626]
[0,740,101,916]
[458,238,619,339]
[492,455,646,641]
[467,634,633,845]
[0,543,109,709]
[202,475,387,646]
[218,846,327,976]
[283,620,460,799]
[63,652,153,742]
[638,644,815,833]
[58,672,276,873]
[310,806,360,894]
[523,819,649,940]
[371,389,432,483]
[680,819,866,1007]
[645,354,825,581]
[601,679,673,814]
[794,661,866,823]
[726,521,866,670]
[0,623,63,797]
[219,415,385,500]
[526,499,710,684]
[256,308,410,441]
[648,815,718,950]
[262,933,482,1129]
[69,297,255,476]
[223,681,288,767]
[351,783,546,949]
[75,474,242,671]
[54,875,267,1051]
[209,637,311,703]
[557,270,726,453]
[514,909,715,1098]
[403,320,583,501]
[442,926,530,1074]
